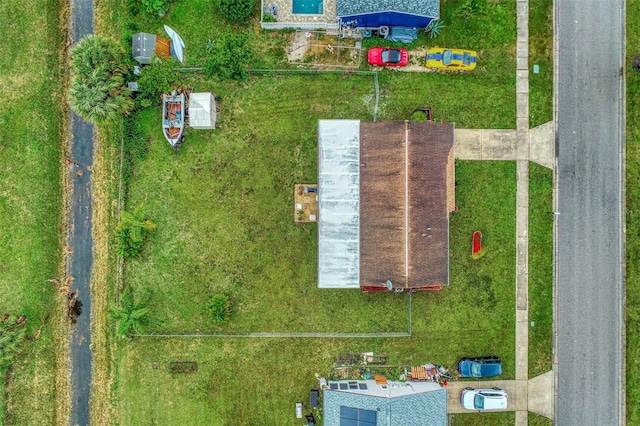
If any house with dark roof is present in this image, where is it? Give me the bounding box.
[317,120,455,292]
[337,0,439,29]
[323,379,447,426]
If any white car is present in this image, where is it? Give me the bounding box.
[460,387,508,411]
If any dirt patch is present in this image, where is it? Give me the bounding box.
[287,30,362,68]
[287,31,309,62]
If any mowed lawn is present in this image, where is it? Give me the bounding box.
[116,159,517,425]
[377,0,516,128]
[123,73,414,334]
[528,0,553,127]
[528,163,553,378]
[626,0,640,423]
[105,0,536,424]
[0,0,65,424]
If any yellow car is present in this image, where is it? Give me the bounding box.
[425,48,477,71]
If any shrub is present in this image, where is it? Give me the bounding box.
[204,32,252,80]
[207,293,231,324]
[262,13,277,23]
[458,0,486,19]
[135,57,178,108]
[219,0,254,22]
[424,20,445,39]
[109,287,160,338]
[633,56,640,73]
[0,315,27,373]
[116,204,157,259]
[141,0,175,17]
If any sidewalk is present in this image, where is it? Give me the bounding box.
[454,122,554,169]
[450,0,555,422]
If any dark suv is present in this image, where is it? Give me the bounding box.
[457,356,502,378]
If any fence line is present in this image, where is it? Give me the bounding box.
[115,68,387,332]
[135,292,412,339]
[260,22,339,31]
[173,68,380,121]
[115,118,125,304]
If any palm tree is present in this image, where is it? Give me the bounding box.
[109,287,160,339]
[69,35,133,124]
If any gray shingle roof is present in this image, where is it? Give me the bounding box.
[323,385,447,426]
[337,0,439,18]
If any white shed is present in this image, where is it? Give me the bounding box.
[188,93,217,129]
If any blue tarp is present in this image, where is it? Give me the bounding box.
[385,26,418,43]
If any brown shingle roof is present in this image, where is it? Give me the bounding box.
[359,121,454,289]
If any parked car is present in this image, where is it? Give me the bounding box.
[460,388,508,411]
[367,47,409,67]
[425,47,477,71]
[457,356,502,378]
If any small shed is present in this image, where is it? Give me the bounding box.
[337,0,439,29]
[188,93,217,130]
[132,33,170,64]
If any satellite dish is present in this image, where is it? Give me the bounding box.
[164,25,185,64]
[386,280,393,291]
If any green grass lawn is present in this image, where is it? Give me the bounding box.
[528,163,553,378]
[116,152,517,424]
[626,0,640,423]
[0,0,65,424]
[377,0,516,128]
[528,412,553,426]
[529,0,553,128]
[124,73,407,334]
[102,0,526,424]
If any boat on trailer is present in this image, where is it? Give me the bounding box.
[162,92,185,150]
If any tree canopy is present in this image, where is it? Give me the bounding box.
[70,35,134,124]
[204,32,252,81]
[136,57,179,108]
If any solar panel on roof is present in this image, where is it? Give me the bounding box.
[358,382,368,390]
[329,382,339,390]
[339,382,349,390]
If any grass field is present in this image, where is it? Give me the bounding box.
[93,0,558,424]
[626,1,640,423]
[0,1,66,424]
[528,163,553,378]
[528,0,553,128]
[115,159,517,425]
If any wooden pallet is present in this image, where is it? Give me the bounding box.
[410,365,428,381]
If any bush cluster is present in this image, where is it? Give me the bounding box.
[219,0,254,22]
[141,0,176,17]
[205,32,252,80]
[207,293,232,324]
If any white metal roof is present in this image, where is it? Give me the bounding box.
[188,93,216,129]
[317,120,360,289]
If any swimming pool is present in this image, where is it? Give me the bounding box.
[292,0,323,14]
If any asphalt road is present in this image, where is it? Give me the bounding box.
[555,1,625,425]
[69,1,94,425]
